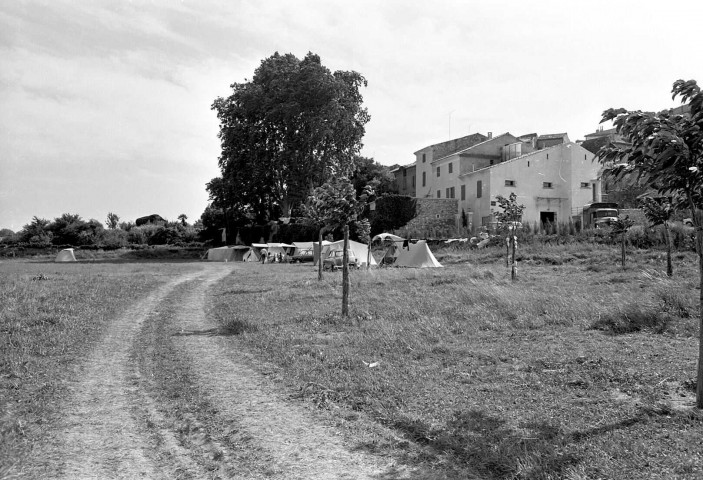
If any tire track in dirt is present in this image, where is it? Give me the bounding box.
[172,270,409,479]
[28,267,209,479]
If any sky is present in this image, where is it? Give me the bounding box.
[2,0,702,231]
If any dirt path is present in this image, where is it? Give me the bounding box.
[25,265,405,479]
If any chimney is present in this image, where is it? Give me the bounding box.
[487,132,492,139]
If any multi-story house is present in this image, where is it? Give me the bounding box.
[390,164,416,196]
[412,132,602,231]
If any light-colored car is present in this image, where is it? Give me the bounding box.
[322,250,359,271]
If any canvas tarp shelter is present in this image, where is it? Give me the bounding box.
[314,240,377,267]
[206,246,250,262]
[243,248,260,262]
[394,240,442,268]
[291,241,322,256]
[55,248,77,262]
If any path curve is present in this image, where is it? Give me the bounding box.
[24,264,405,479]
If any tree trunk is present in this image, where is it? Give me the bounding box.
[511,235,517,281]
[342,224,350,317]
[665,222,673,277]
[318,228,323,281]
[696,218,703,409]
[621,232,626,268]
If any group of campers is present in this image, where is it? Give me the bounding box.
[203,235,443,268]
[259,248,286,264]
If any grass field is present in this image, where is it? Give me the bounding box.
[209,243,703,479]
[2,244,703,479]
[0,257,202,478]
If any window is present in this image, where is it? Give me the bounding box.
[403,169,407,177]
[580,182,590,188]
[450,187,455,198]
[436,166,440,177]
[412,176,416,187]
[546,154,549,160]
[528,161,530,167]
[437,190,441,198]
[543,182,553,189]
[448,162,453,173]
[477,180,482,198]
[446,188,450,198]
[505,180,516,187]
[422,171,426,187]
[422,153,426,163]
[461,184,466,200]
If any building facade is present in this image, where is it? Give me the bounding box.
[390,164,416,196]
[412,132,602,232]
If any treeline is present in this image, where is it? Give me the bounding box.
[0,213,202,249]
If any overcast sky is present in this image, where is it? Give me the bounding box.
[2,0,702,231]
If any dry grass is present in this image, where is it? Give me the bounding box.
[0,259,199,478]
[209,244,703,479]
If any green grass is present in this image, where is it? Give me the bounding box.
[209,245,703,479]
[0,259,198,478]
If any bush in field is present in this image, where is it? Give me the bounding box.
[99,228,129,248]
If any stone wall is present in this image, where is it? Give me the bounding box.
[400,198,458,238]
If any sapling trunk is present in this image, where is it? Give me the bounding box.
[511,235,517,281]
[342,224,350,317]
[697,226,703,408]
[318,228,323,281]
[621,232,626,268]
[665,222,672,277]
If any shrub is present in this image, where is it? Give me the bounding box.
[591,302,671,334]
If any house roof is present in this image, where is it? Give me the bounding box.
[458,143,574,178]
[413,133,486,156]
[584,128,617,139]
[537,133,569,140]
[431,132,516,164]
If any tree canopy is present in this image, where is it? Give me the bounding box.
[209,52,370,223]
[597,78,703,407]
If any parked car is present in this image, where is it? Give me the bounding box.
[291,248,314,263]
[322,250,359,271]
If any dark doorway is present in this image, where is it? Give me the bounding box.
[540,212,556,224]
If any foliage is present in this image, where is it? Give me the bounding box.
[19,216,52,243]
[105,212,120,229]
[209,51,370,223]
[493,192,525,225]
[598,78,703,405]
[304,176,373,231]
[350,156,395,197]
[598,79,703,215]
[370,195,417,235]
[177,214,188,226]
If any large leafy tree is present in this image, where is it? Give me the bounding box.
[597,79,703,407]
[209,52,370,223]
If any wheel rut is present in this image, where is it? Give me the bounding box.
[25,264,406,479]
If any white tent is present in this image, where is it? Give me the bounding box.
[315,239,377,267]
[243,248,261,262]
[55,248,77,262]
[394,240,442,268]
[252,243,294,262]
[206,246,250,262]
[372,233,405,243]
[292,241,325,256]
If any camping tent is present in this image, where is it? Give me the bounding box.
[315,239,377,267]
[291,241,322,256]
[242,248,260,262]
[206,246,250,262]
[55,248,77,262]
[394,240,443,268]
